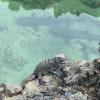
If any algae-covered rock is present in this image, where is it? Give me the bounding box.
[2,0,100,17]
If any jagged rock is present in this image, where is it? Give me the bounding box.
[68,92,88,100]
[93,57,100,70]
[63,86,79,95]
[23,80,41,96]
[0,87,4,93]
[64,61,97,86]
[5,84,22,97]
[3,95,24,100]
[23,75,63,98]
[42,75,57,85]
[1,54,100,100]
[32,96,53,100]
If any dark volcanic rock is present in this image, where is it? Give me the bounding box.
[93,57,100,70]
[0,54,100,100]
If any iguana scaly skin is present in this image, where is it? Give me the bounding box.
[21,54,66,89]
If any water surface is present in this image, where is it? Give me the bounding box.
[0,1,100,84]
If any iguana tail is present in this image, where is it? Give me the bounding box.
[20,74,35,89]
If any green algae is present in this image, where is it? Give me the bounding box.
[1,0,61,10]
[82,0,100,8]
[1,0,100,17]
[54,0,100,17]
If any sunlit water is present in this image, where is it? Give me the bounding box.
[0,1,100,84]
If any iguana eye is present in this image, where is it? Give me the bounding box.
[57,57,61,59]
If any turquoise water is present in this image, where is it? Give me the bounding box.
[0,1,100,84]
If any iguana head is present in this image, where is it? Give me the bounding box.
[56,53,66,64]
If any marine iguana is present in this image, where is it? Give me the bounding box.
[21,54,66,89]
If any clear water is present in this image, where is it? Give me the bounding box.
[0,1,100,84]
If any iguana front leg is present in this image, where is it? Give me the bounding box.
[38,72,45,85]
[49,69,66,87]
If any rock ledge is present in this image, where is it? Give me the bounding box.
[0,54,100,100]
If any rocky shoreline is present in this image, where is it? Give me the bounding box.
[0,54,100,100]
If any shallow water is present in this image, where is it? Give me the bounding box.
[0,1,100,84]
